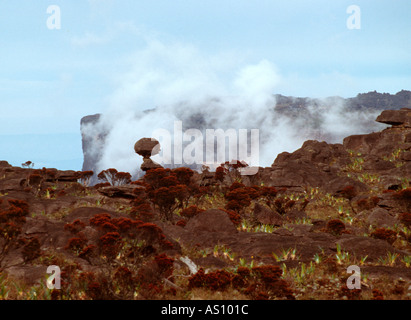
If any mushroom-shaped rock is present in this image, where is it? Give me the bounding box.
[134,138,160,159]
[140,158,163,172]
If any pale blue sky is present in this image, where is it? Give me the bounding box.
[0,1,410,170]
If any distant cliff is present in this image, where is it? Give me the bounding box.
[80,90,411,175]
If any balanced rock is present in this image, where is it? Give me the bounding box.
[134,138,160,159]
[376,108,411,127]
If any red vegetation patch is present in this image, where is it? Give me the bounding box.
[338,185,357,201]
[65,237,87,254]
[398,212,411,227]
[372,289,384,300]
[176,219,187,227]
[220,208,241,225]
[326,219,346,236]
[154,253,174,279]
[180,205,204,219]
[188,268,232,291]
[356,196,380,211]
[370,228,397,244]
[99,232,122,259]
[187,265,294,300]
[21,237,41,262]
[89,213,112,227]
[77,170,94,186]
[64,219,86,234]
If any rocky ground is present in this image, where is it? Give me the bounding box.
[0,108,410,300]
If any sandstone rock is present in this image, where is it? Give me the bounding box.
[400,151,411,161]
[140,158,163,172]
[56,170,80,182]
[254,203,284,226]
[134,137,160,159]
[366,207,398,228]
[335,236,404,262]
[63,206,120,222]
[0,161,12,168]
[376,108,411,127]
[185,209,238,234]
[97,185,144,199]
[284,209,308,222]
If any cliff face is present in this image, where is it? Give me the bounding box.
[80,90,411,176]
[80,114,105,172]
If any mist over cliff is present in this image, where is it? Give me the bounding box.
[81,89,411,179]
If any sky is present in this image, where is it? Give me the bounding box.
[0,0,410,170]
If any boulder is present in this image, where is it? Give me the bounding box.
[97,185,144,199]
[376,108,411,127]
[336,236,405,262]
[140,158,163,172]
[134,137,160,159]
[253,203,284,226]
[185,209,238,235]
[0,161,12,168]
[366,207,398,228]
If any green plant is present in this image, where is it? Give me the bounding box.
[335,243,351,265]
[378,252,399,266]
[0,274,9,299]
[239,258,254,269]
[272,248,299,262]
[401,255,411,268]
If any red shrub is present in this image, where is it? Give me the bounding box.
[225,188,252,213]
[154,253,174,278]
[372,289,384,300]
[180,205,204,219]
[393,188,411,211]
[113,266,134,288]
[338,185,357,201]
[99,232,122,259]
[220,208,241,225]
[78,244,96,261]
[356,196,380,211]
[398,213,411,227]
[229,181,245,191]
[176,219,187,227]
[64,219,86,234]
[89,213,111,227]
[66,237,87,253]
[77,170,94,186]
[172,167,194,185]
[273,197,296,215]
[251,265,282,288]
[370,228,397,244]
[143,168,192,220]
[100,221,118,232]
[231,267,250,289]
[326,219,346,236]
[188,268,232,291]
[97,168,118,186]
[259,186,278,206]
[7,199,29,218]
[21,237,41,262]
[214,166,227,182]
